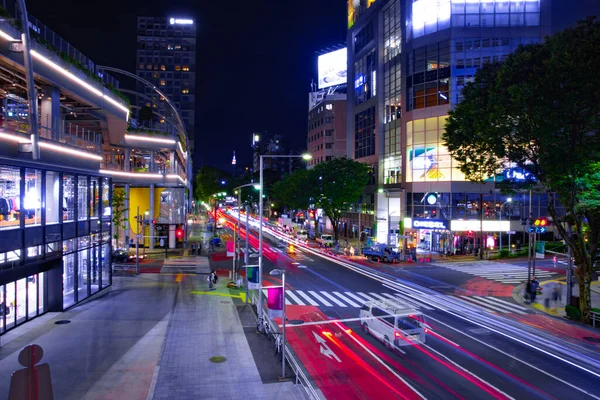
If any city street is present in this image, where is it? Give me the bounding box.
[223,211,600,400]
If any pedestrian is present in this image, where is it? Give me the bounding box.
[530,276,539,302]
[212,271,218,289]
[208,271,214,290]
[552,284,562,306]
[198,242,202,256]
[344,239,349,247]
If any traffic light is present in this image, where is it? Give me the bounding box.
[309,209,315,219]
[176,228,183,238]
[528,217,548,233]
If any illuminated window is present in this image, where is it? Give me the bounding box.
[175,45,182,50]
[181,88,189,94]
[182,66,189,71]
[160,118,165,123]
[138,64,144,70]
[146,64,152,70]
[160,80,166,86]
[325,104,332,110]
[160,96,165,101]
[153,73,159,78]
[168,44,174,50]
[175,65,181,71]
[160,65,166,71]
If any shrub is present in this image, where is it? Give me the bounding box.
[565,305,581,321]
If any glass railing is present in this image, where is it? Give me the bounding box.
[1,111,102,153]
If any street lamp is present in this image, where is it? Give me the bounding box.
[258,154,311,321]
[269,268,287,379]
[233,183,260,281]
[499,198,512,252]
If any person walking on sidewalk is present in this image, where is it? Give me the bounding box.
[208,271,218,291]
[530,276,540,303]
[552,284,562,306]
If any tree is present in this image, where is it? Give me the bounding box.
[112,190,128,248]
[443,19,600,322]
[311,157,370,241]
[138,105,154,122]
[271,169,312,211]
[194,166,230,203]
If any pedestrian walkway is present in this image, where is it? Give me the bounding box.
[432,260,558,284]
[160,256,211,274]
[267,289,435,311]
[0,274,307,399]
[455,295,531,315]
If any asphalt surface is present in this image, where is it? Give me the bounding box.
[221,210,600,400]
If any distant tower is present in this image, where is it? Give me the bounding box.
[232,151,237,177]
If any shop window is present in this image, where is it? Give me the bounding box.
[102,178,111,219]
[63,253,75,309]
[91,245,100,294]
[63,174,75,222]
[27,274,37,320]
[16,278,26,324]
[78,176,89,221]
[91,177,99,219]
[26,245,42,259]
[101,243,111,288]
[0,285,5,333]
[0,166,20,229]
[5,281,16,329]
[47,241,60,256]
[78,247,89,302]
[46,171,60,224]
[38,272,45,315]
[24,169,42,225]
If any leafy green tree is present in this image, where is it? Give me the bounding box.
[138,105,154,122]
[443,19,600,322]
[312,157,370,240]
[271,169,312,211]
[111,190,128,248]
[194,166,231,203]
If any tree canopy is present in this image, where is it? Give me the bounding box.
[443,19,600,321]
[194,166,231,203]
[271,157,370,240]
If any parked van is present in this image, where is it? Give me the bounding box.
[296,230,308,241]
[316,234,334,247]
[359,300,427,349]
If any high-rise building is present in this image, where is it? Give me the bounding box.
[307,94,347,168]
[135,16,196,155]
[346,1,577,252]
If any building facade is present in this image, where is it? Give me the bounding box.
[136,16,196,155]
[347,0,559,252]
[307,94,347,168]
[0,7,128,333]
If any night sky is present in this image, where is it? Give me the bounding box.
[24,0,598,172]
[25,0,347,171]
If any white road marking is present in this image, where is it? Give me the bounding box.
[308,291,333,307]
[343,291,369,306]
[332,291,360,307]
[472,296,527,314]
[295,290,319,306]
[286,291,306,305]
[320,291,347,307]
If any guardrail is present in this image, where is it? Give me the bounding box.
[592,311,600,328]
[250,292,324,400]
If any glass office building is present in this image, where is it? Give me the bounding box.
[0,161,112,333]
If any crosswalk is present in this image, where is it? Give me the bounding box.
[260,289,435,311]
[434,261,558,284]
[161,257,211,274]
[456,295,530,315]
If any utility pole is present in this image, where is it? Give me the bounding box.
[245,205,250,304]
[479,193,484,259]
[567,222,573,302]
[136,206,140,275]
[527,187,533,282]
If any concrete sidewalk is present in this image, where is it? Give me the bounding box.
[0,262,306,399]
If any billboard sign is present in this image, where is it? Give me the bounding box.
[318,48,347,89]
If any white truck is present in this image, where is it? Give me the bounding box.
[316,234,334,247]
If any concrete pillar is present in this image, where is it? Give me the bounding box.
[150,150,155,173]
[40,86,60,140]
[149,183,155,249]
[169,224,176,249]
[169,152,175,174]
[124,148,131,172]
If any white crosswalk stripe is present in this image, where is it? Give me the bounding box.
[281,290,434,310]
[458,295,528,315]
[381,292,436,311]
[434,262,557,284]
[308,291,334,307]
[295,290,319,306]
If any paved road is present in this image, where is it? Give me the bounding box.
[223,210,600,400]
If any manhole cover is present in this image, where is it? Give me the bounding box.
[583,337,600,344]
[209,356,228,363]
[55,320,71,325]
[289,319,305,325]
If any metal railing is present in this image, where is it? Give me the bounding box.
[1,112,102,153]
[251,292,324,400]
[0,0,119,88]
[592,311,600,328]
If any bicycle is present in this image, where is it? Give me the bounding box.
[257,315,272,340]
